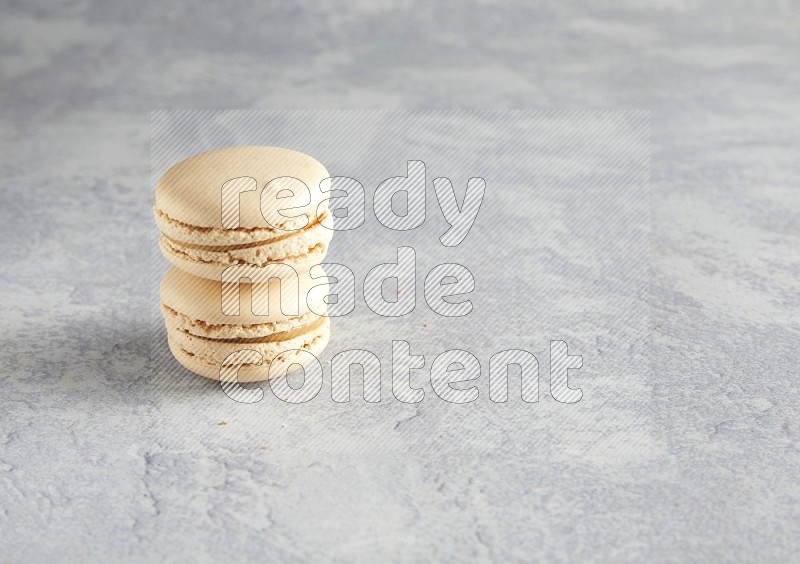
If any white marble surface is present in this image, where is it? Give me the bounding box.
[1,2,799,562]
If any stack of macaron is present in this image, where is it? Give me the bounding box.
[154,146,332,382]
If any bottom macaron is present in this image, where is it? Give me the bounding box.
[159,266,331,382]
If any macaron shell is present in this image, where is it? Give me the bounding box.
[155,145,331,231]
[167,320,330,383]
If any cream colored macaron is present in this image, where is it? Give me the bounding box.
[155,146,333,281]
[160,266,330,382]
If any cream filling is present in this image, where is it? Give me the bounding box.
[161,304,323,340]
[168,318,329,367]
[160,235,327,267]
[154,205,330,246]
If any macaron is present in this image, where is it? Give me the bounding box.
[160,266,330,382]
[154,146,333,281]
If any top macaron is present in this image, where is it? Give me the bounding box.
[154,146,333,280]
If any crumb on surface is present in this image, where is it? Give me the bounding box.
[218,419,228,426]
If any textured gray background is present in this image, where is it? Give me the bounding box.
[1,1,799,563]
